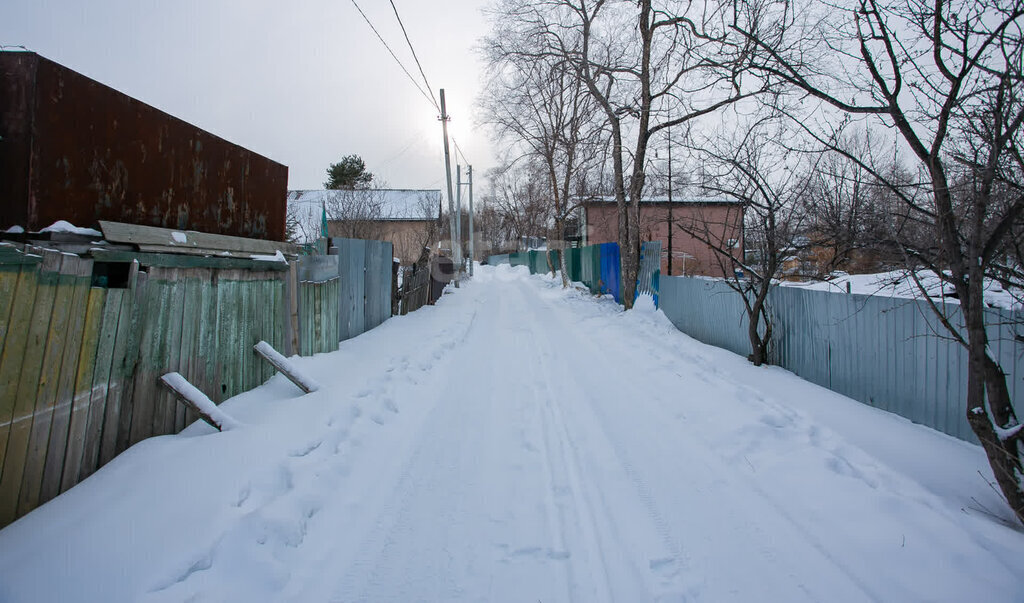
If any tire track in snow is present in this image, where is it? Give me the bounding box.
[517,283,697,601]
[525,280,881,601]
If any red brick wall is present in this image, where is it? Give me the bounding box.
[585,203,743,277]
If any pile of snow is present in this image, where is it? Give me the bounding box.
[39,220,102,237]
[0,263,1021,601]
[631,293,657,313]
[4,225,25,234]
[250,250,286,263]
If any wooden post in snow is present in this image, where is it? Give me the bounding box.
[253,341,321,394]
[159,373,238,432]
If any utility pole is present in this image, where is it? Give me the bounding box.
[439,89,459,288]
[468,165,474,276]
[456,164,464,274]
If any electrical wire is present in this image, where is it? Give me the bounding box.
[452,137,470,167]
[387,0,439,111]
[349,0,438,112]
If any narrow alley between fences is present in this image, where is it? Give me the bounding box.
[0,264,1022,602]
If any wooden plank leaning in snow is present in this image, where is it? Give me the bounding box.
[158,373,239,432]
[252,341,321,394]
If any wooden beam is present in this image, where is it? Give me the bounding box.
[89,249,290,272]
[99,221,299,257]
[253,341,320,394]
[158,373,238,432]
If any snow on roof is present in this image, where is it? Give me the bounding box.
[582,195,741,205]
[780,270,1022,311]
[288,189,441,221]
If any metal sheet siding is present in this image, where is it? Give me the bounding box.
[0,52,288,239]
[660,275,1023,443]
[0,53,36,230]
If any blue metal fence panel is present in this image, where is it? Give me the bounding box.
[598,242,621,303]
[659,275,1024,443]
[659,277,751,357]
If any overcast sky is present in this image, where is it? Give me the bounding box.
[1,0,496,192]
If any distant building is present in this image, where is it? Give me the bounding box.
[582,196,744,277]
[287,189,441,264]
[0,51,288,240]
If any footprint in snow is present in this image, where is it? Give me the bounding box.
[288,439,323,458]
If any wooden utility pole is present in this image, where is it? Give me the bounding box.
[468,165,474,276]
[439,89,459,287]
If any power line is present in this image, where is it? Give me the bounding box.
[349,0,437,112]
[452,137,470,166]
[388,0,439,111]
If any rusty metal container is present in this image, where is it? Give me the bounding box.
[0,52,288,240]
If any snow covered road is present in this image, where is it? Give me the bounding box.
[0,264,1022,602]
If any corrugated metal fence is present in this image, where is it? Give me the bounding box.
[334,238,393,341]
[660,276,1024,443]
[493,242,623,303]
[636,241,661,306]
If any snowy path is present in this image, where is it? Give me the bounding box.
[0,265,1022,602]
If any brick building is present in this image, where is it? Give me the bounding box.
[582,196,744,277]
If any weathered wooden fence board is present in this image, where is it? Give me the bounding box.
[114,269,147,458]
[59,285,106,493]
[0,262,40,488]
[39,254,92,503]
[79,286,123,480]
[0,239,390,529]
[0,251,58,523]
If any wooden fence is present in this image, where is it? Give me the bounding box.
[296,255,341,356]
[397,265,431,315]
[0,230,404,528]
[0,246,289,527]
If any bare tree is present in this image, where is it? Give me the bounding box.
[676,116,811,365]
[497,0,763,307]
[482,162,555,249]
[736,0,1024,522]
[482,3,607,286]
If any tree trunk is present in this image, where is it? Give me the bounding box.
[620,200,641,309]
[963,271,1024,523]
[557,220,570,289]
[971,355,1024,522]
[746,283,771,366]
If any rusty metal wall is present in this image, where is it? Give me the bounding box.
[0,53,35,230]
[0,52,288,240]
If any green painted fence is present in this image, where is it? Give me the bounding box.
[0,235,399,529]
[0,246,289,528]
[492,244,613,298]
[296,255,341,356]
